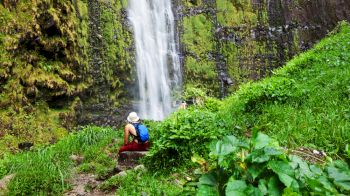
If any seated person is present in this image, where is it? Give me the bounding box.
[118,112,149,154]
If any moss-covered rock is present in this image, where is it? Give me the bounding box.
[179,0,350,97]
[0,0,133,156]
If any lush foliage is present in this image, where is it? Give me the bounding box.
[1,5,350,196]
[220,22,350,155]
[144,107,228,171]
[0,126,182,195]
[192,132,350,195]
[0,0,88,156]
[0,126,117,195]
[182,13,220,96]
[99,169,182,195]
[143,22,350,173]
[0,0,133,155]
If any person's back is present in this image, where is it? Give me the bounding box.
[118,112,149,154]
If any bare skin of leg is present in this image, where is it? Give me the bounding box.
[124,123,137,145]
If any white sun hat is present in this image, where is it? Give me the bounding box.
[127,112,140,123]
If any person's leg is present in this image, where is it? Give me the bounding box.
[133,142,149,151]
[118,141,137,154]
[118,142,149,154]
[118,144,129,154]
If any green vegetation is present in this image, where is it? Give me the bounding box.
[193,133,350,195]
[99,0,133,106]
[0,0,133,156]
[0,0,90,155]
[143,22,350,194]
[0,126,182,195]
[0,0,349,194]
[0,127,116,195]
[217,0,257,26]
[99,170,182,195]
[181,0,300,96]
[222,22,350,153]
[183,14,219,96]
[144,107,227,171]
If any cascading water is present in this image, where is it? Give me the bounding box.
[128,0,182,120]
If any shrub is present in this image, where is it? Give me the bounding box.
[144,108,229,171]
[192,133,350,195]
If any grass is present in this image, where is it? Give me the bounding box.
[0,125,183,195]
[0,126,118,195]
[221,21,350,155]
[144,22,350,173]
[99,170,182,195]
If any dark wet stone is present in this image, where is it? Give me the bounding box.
[18,142,33,151]
[118,151,148,169]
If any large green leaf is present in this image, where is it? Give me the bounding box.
[268,176,283,196]
[264,147,283,156]
[253,133,272,150]
[309,165,323,176]
[246,185,264,196]
[197,173,220,196]
[248,164,266,180]
[289,155,313,179]
[268,160,294,177]
[268,160,299,190]
[247,147,283,164]
[198,173,218,186]
[333,160,350,170]
[258,179,268,195]
[282,187,300,196]
[197,185,219,196]
[308,175,338,194]
[278,173,299,190]
[197,169,228,195]
[225,179,247,196]
[327,164,350,191]
[253,133,279,150]
[210,136,239,156]
[248,149,271,163]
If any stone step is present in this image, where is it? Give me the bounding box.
[117,151,148,169]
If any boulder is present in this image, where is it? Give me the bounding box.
[69,154,84,165]
[134,164,146,172]
[0,174,15,192]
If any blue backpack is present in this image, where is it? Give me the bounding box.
[133,123,149,143]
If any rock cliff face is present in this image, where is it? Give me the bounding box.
[178,0,350,97]
[0,0,88,151]
[0,0,133,153]
[0,0,349,152]
[77,0,133,127]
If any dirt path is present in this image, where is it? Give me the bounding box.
[64,150,147,195]
[64,170,114,196]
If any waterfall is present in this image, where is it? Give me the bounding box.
[128,0,182,120]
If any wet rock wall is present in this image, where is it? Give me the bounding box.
[0,0,133,153]
[77,0,134,127]
[178,0,350,96]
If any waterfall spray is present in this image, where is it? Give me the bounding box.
[128,0,182,120]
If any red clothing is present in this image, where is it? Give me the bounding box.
[118,141,149,154]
